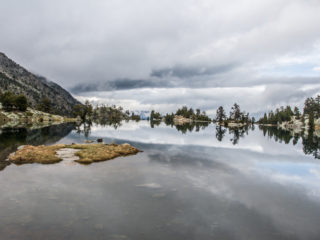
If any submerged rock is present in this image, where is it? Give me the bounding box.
[55,148,80,165]
[173,115,192,125]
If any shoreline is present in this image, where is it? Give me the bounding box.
[0,107,77,129]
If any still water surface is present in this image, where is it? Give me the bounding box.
[0,121,320,240]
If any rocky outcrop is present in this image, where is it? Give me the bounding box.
[218,121,248,128]
[278,116,304,133]
[0,107,77,129]
[227,122,248,128]
[173,115,192,125]
[277,116,320,134]
[0,52,81,116]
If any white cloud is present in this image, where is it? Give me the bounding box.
[1,0,320,112]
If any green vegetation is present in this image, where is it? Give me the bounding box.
[0,53,80,116]
[309,111,315,131]
[150,110,162,122]
[258,106,295,125]
[258,94,320,126]
[260,126,320,159]
[176,106,211,121]
[75,101,141,124]
[174,122,210,134]
[229,103,250,123]
[164,113,175,125]
[37,97,52,113]
[93,104,126,122]
[73,100,93,121]
[215,106,226,123]
[163,106,211,125]
[304,95,320,118]
[215,104,252,125]
[293,106,300,119]
[0,91,28,111]
[215,124,254,144]
[130,112,141,121]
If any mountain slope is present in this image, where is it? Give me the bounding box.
[0,52,81,116]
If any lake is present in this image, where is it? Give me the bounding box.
[0,121,320,240]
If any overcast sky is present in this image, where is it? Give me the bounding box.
[1,0,320,116]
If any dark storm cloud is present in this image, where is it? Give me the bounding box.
[151,64,237,79]
[71,78,171,93]
[71,63,237,93]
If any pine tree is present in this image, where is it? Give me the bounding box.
[230,103,241,121]
[309,111,315,131]
[215,106,226,123]
[15,95,28,111]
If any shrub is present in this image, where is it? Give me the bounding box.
[37,97,51,113]
[15,95,28,111]
[0,92,28,112]
[0,92,15,111]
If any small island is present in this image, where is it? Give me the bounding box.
[9,142,141,165]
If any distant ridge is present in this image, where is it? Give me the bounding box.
[0,52,81,116]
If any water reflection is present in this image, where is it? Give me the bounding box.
[215,126,226,142]
[94,118,124,129]
[152,120,210,134]
[260,126,320,159]
[0,123,74,170]
[0,121,320,239]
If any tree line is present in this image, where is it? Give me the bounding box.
[215,103,254,125]
[0,90,54,113]
[0,91,28,111]
[258,95,320,130]
[150,106,212,124]
[72,101,141,123]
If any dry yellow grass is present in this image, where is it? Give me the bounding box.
[63,117,78,122]
[9,143,140,165]
[67,143,140,164]
[9,144,66,164]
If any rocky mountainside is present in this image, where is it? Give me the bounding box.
[0,52,81,116]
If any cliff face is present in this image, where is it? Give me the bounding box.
[0,53,81,116]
